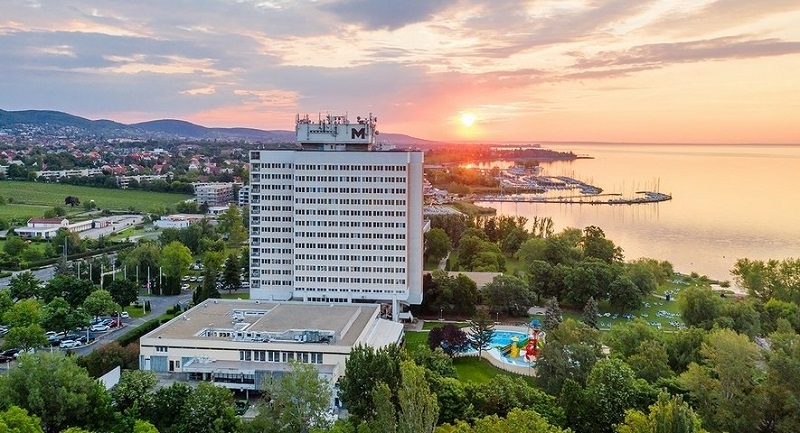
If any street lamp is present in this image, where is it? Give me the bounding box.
[496,312,499,323]
[439,308,443,321]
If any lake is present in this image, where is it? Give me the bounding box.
[474,143,800,284]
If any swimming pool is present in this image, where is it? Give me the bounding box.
[463,330,540,367]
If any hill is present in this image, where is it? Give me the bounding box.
[0,108,434,145]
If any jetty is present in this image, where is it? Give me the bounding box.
[475,191,672,205]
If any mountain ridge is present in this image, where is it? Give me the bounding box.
[0,108,436,146]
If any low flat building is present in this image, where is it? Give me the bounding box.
[139,300,403,402]
[16,218,94,239]
[153,214,207,229]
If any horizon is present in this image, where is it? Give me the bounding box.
[2,1,799,144]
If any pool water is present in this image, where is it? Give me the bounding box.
[464,330,538,366]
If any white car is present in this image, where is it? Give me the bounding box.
[59,340,82,349]
[120,312,130,319]
[90,324,110,332]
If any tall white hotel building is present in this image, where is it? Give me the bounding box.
[248,114,423,319]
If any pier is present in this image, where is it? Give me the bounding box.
[475,191,672,205]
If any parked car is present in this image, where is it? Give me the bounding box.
[120,311,130,319]
[90,324,110,332]
[1,348,21,358]
[59,340,82,349]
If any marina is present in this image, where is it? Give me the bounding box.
[475,191,672,205]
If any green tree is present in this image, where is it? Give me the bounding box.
[106,278,139,308]
[8,271,41,300]
[0,406,45,433]
[483,274,534,316]
[41,276,95,308]
[339,344,407,423]
[544,297,562,331]
[465,375,563,425]
[77,341,140,378]
[436,408,567,433]
[1,352,113,433]
[616,392,708,433]
[678,328,764,432]
[239,247,250,277]
[468,310,495,357]
[222,253,242,294]
[82,289,120,319]
[424,228,451,263]
[626,340,674,383]
[42,297,88,336]
[110,370,158,417]
[678,286,724,329]
[581,225,623,264]
[255,361,333,432]
[397,360,439,433]
[0,291,13,320]
[369,382,397,433]
[536,318,602,394]
[160,240,193,295]
[217,204,247,244]
[174,382,240,433]
[123,241,161,286]
[143,382,192,433]
[583,296,598,329]
[4,235,29,257]
[2,300,47,350]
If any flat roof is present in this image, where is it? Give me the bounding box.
[143,300,379,347]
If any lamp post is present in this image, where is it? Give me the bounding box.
[439,308,443,321]
[496,312,499,323]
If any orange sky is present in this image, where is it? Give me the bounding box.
[2,0,799,143]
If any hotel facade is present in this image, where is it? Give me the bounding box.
[248,114,423,318]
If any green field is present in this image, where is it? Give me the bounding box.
[0,181,192,216]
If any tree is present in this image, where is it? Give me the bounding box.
[616,393,708,433]
[437,408,568,433]
[469,310,495,357]
[82,289,120,319]
[77,341,140,377]
[175,382,240,433]
[8,271,41,300]
[42,297,88,336]
[40,275,95,308]
[544,297,562,331]
[0,406,45,433]
[217,204,247,244]
[483,274,534,316]
[583,296,598,329]
[536,319,602,394]
[396,361,439,433]
[339,344,407,423]
[143,382,192,433]
[64,196,80,207]
[424,228,451,263]
[1,352,114,433]
[678,286,724,329]
[254,361,332,432]
[2,299,47,351]
[222,253,242,294]
[106,278,139,308]
[678,328,764,432]
[4,235,29,257]
[465,375,563,424]
[581,225,623,264]
[626,340,674,383]
[428,324,469,356]
[369,382,397,433]
[564,358,655,433]
[160,240,193,295]
[123,241,161,286]
[110,370,158,416]
[239,247,250,277]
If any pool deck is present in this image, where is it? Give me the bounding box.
[461,325,538,377]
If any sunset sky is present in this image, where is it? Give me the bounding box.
[2,0,799,144]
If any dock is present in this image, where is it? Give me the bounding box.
[475,191,671,205]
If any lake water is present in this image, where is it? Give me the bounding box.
[474,144,800,283]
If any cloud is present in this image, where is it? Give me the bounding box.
[574,36,800,69]
[319,0,457,31]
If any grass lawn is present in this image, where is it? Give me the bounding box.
[422,320,470,330]
[453,357,535,384]
[124,305,148,318]
[0,203,53,220]
[423,259,440,271]
[404,331,428,354]
[0,181,192,214]
[220,292,250,299]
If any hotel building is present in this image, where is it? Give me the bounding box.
[248,114,423,319]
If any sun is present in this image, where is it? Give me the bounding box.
[460,112,477,127]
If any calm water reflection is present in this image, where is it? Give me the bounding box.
[475,144,800,282]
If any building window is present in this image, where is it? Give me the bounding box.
[155,346,167,353]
